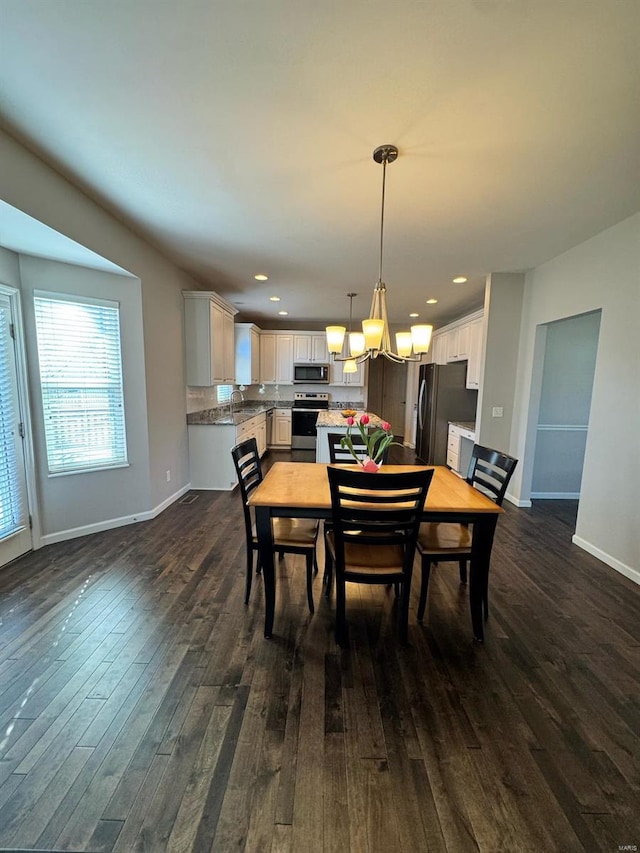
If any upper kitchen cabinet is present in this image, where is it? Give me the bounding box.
[293,333,329,363]
[430,310,484,388]
[260,333,294,384]
[329,342,366,386]
[432,333,448,366]
[465,317,484,389]
[235,323,261,386]
[183,291,238,386]
[446,323,471,362]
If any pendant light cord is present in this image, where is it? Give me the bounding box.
[378,154,387,285]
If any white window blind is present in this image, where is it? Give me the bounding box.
[34,293,128,475]
[217,385,233,404]
[0,301,25,537]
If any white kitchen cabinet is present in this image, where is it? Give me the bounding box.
[312,334,329,362]
[294,333,329,363]
[329,340,366,386]
[235,323,261,385]
[189,412,267,490]
[260,334,277,383]
[447,422,476,476]
[184,291,238,386]
[277,335,294,383]
[271,409,292,447]
[446,324,470,362]
[260,333,293,384]
[432,333,448,365]
[466,318,483,389]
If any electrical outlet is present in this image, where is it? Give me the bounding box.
[166,470,171,482]
[492,407,504,418]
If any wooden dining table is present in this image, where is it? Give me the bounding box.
[248,462,503,643]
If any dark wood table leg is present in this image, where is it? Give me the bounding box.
[469,515,498,644]
[255,505,275,639]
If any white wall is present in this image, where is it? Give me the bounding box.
[510,213,640,581]
[477,272,525,452]
[0,128,200,538]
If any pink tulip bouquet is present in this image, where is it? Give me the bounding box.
[340,414,399,471]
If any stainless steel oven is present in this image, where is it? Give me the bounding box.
[291,392,329,450]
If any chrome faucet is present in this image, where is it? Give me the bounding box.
[229,388,244,416]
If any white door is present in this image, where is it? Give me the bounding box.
[0,290,32,567]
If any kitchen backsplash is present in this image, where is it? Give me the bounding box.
[186,383,365,413]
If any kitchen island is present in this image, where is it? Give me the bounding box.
[315,410,385,463]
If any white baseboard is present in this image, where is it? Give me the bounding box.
[40,483,192,546]
[530,492,580,499]
[572,534,640,586]
[505,492,532,508]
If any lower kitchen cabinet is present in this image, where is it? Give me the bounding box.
[270,409,292,447]
[188,412,267,490]
[447,422,476,477]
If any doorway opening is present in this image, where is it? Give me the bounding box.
[529,310,601,534]
[366,357,408,441]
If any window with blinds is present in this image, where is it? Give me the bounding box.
[217,385,233,404]
[34,293,128,475]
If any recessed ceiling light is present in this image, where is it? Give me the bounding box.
[269,296,280,302]
[255,273,268,281]
[409,313,419,318]
[452,276,467,284]
[278,310,288,316]
[426,298,438,304]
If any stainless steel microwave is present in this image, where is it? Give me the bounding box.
[293,363,330,384]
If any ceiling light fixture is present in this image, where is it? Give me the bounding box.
[326,145,432,364]
[409,312,419,318]
[255,274,268,281]
[426,298,438,304]
[269,296,281,302]
[452,276,467,284]
[278,310,288,316]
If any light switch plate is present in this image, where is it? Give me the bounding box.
[492,406,504,418]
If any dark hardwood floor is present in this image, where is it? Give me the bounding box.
[0,449,638,852]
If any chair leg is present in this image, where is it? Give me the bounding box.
[324,540,333,598]
[305,552,315,614]
[459,560,468,585]
[417,558,432,623]
[398,577,412,645]
[335,577,347,646]
[245,548,255,605]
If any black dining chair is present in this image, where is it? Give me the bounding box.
[231,438,319,612]
[325,466,434,645]
[416,443,518,623]
[326,432,390,465]
[323,432,392,591]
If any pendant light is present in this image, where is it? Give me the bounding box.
[326,145,433,363]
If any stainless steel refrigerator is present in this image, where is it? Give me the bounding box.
[416,362,478,465]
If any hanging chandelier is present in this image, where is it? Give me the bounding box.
[326,144,433,364]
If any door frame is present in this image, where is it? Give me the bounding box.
[0,283,41,556]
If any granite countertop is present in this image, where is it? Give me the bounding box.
[316,410,385,429]
[449,421,476,432]
[187,402,291,426]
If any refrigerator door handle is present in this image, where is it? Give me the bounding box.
[418,380,425,430]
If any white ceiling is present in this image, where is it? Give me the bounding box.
[1,1,638,329]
